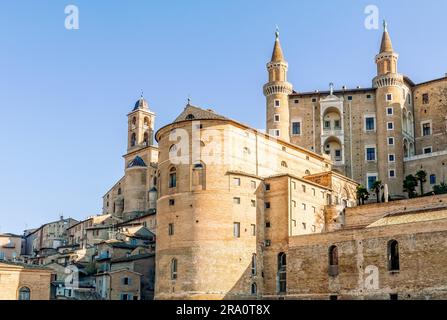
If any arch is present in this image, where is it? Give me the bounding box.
[168,167,177,188]
[281,161,288,168]
[387,240,400,271]
[407,112,414,136]
[143,132,149,146]
[132,117,136,125]
[403,139,409,158]
[130,133,136,147]
[409,142,415,157]
[323,107,342,130]
[169,144,177,153]
[117,188,122,195]
[402,108,408,133]
[305,170,311,175]
[323,136,343,163]
[143,117,150,127]
[185,114,195,120]
[328,245,338,266]
[171,258,178,280]
[18,287,30,300]
[251,283,257,295]
[277,252,286,294]
[192,162,206,189]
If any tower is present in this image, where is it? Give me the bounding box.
[263,28,293,142]
[373,21,407,199]
[127,94,155,152]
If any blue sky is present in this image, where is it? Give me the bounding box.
[1,0,446,234]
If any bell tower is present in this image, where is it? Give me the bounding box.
[127,93,155,152]
[263,28,293,142]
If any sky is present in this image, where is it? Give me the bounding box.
[1,0,446,234]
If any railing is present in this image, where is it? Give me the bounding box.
[322,129,344,137]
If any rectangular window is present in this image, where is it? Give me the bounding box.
[251,200,256,207]
[169,199,175,206]
[312,98,317,103]
[292,181,296,190]
[422,93,429,104]
[265,184,270,191]
[123,277,130,285]
[422,122,432,136]
[274,99,280,107]
[335,149,342,161]
[430,174,436,185]
[334,120,341,129]
[274,114,280,122]
[302,203,307,211]
[265,202,271,209]
[294,99,299,104]
[386,93,393,101]
[233,222,240,238]
[168,223,174,235]
[365,117,375,131]
[387,122,394,130]
[291,200,296,207]
[233,197,241,204]
[251,180,256,189]
[274,129,280,137]
[387,107,393,115]
[423,147,432,154]
[302,223,307,230]
[312,225,316,232]
[366,147,376,161]
[233,178,241,186]
[312,188,316,196]
[366,94,372,99]
[389,169,396,178]
[367,173,378,191]
[388,137,395,145]
[347,96,353,101]
[388,154,395,162]
[251,224,256,236]
[292,219,297,227]
[302,185,306,192]
[265,222,271,228]
[292,122,301,135]
[312,206,316,213]
[324,120,331,129]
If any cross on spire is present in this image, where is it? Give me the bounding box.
[275,25,280,39]
[329,82,334,95]
[383,19,388,32]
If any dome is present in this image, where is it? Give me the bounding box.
[133,96,149,111]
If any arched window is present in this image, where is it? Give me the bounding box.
[192,162,206,189]
[169,167,177,188]
[143,132,149,146]
[132,117,137,125]
[117,188,122,195]
[130,133,136,147]
[278,252,286,294]
[251,283,257,295]
[388,240,400,271]
[18,287,30,300]
[328,245,339,276]
[281,161,288,168]
[251,254,257,275]
[143,117,149,127]
[305,170,311,175]
[171,258,178,280]
[186,114,195,120]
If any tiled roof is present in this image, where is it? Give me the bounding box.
[173,105,228,123]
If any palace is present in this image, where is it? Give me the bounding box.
[100,23,447,300]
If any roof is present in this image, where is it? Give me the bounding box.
[133,95,149,111]
[290,87,375,97]
[367,206,447,228]
[98,241,139,250]
[111,253,155,263]
[96,269,143,277]
[118,211,156,226]
[380,29,393,53]
[0,233,22,238]
[0,261,53,271]
[173,105,228,123]
[271,33,285,62]
[127,156,147,168]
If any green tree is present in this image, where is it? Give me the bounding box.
[415,170,427,195]
[370,180,383,203]
[356,185,369,205]
[403,175,418,198]
[434,182,447,195]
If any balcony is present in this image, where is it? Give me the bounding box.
[322,128,343,138]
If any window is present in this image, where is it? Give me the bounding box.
[387,122,394,130]
[387,240,400,272]
[233,197,241,205]
[389,169,396,178]
[423,147,432,154]
[294,99,299,104]
[390,294,398,300]
[365,117,375,131]
[302,203,307,211]
[233,222,240,238]
[312,206,316,213]
[387,107,393,115]
[274,129,280,137]
[388,137,395,145]
[248,200,255,208]
[291,200,296,208]
[430,174,436,185]
[302,223,307,230]
[168,223,174,236]
[334,120,341,129]
[312,225,316,232]
[366,94,372,99]
[386,93,393,101]
[312,188,315,196]
[130,133,136,147]
[388,154,395,162]
[185,114,195,120]
[123,277,131,285]
[366,147,376,161]
[18,287,30,300]
[120,294,132,300]
[324,120,331,129]
[233,178,241,186]
[302,185,306,192]
[265,202,271,209]
[281,161,288,168]
[292,122,301,135]
[335,149,342,161]
[251,283,257,295]
[278,253,286,294]
[251,254,257,275]
[274,114,280,122]
[347,96,353,101]
[251,181,256,189]
[292,181,296,189]
[422,93,429,104]
[265,184,271,191]
[265,222,271,228]
[168,167,177,188]
[422,122,432,136]
[251,224,256,236]
[169,199,175,206]
[274,100,280,107]
[312,98,317,103]
[367,174,378,191]
[171,258,178,280]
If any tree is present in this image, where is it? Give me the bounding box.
[434,182,447,195]
[403,175,418,198]
[356,185,369,205]
[415,170,427,195]
[370,180,383,203]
